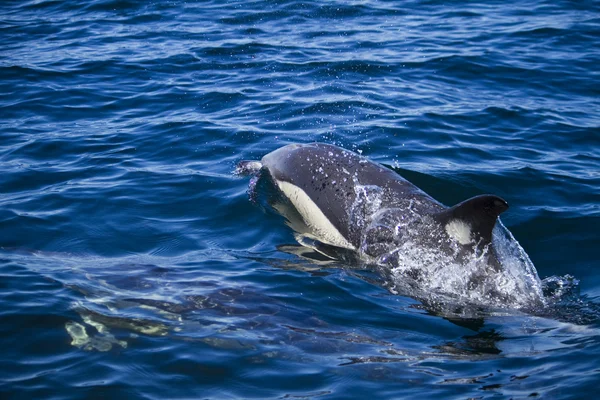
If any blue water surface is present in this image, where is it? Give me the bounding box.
[1,0,599,399]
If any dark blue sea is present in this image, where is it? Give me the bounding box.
[1,0,599,398]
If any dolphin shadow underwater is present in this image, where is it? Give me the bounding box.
[237,143,545,313]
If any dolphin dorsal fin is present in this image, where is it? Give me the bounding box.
[435,195,509,245]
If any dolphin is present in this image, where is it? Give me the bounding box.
[239,143,506,261]
[237,142,544,308]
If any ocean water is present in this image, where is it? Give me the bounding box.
[1,0,599,398]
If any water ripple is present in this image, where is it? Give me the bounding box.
[1,0,599,398]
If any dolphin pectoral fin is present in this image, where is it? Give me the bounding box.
[296,234,360,264]
[435,195,509,245]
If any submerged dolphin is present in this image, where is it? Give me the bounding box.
[238,142,544,308]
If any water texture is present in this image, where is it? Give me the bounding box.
[1,0,599,399]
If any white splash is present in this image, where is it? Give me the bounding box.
[383,220,545,309]
[445,219,473,245]
[345,184,545,310]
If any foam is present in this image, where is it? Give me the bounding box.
[350,184,545,310]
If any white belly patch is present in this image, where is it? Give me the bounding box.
[276,180,355,250]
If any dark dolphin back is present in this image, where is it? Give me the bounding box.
[261,143,436,248]
[434,194,509,246]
